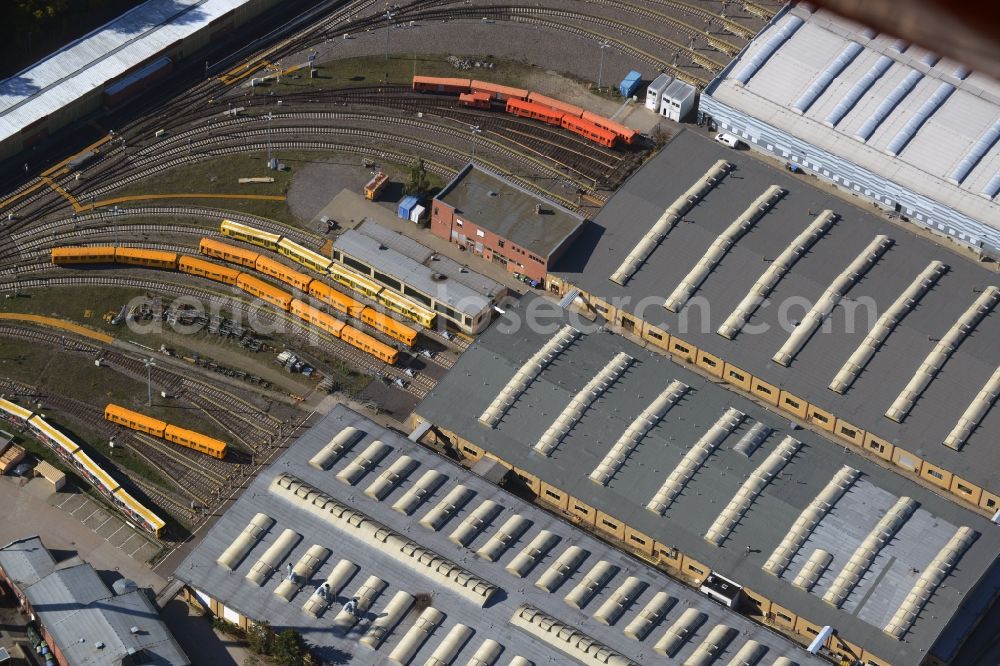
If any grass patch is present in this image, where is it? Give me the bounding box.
[265,53,539,92]
[110,150,446,228]
[111,153,295,222]
[2,284,371,404]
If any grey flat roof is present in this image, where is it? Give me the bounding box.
[647,74,673,94]
[415,294,1000,665]
[551,128,1000,493]
[435,164,586,259]
[0,536,56,586]
[665,79,697,102]
[706,5,1000,231]
[0,0,254,146]
[355,220,505,297]
[175,404,821,666]
[0,539,188,666]
[335,229,491,317]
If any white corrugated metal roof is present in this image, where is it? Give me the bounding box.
[0,0,251,144]
[708,5,1000,227]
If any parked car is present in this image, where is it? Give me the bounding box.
[715,132,741,148]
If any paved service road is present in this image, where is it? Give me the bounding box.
[0,476,163,588]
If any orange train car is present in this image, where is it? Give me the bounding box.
[308,281,417,347]
[341,325,398,365]
[308,280,365,318]
[163,424,227,459]
[104,403,226,459]
[361,309,417,347]
[199,237,260,269]
[255,255,314,292]
[290,298,346,338]
[581,110,637,144]
[412,75,472,94]
[237,274,294,310]
[104,403,166,438]
[561,115,618,148]
[527,92,584,118]
[114,247,179,269]
[471,80,529,101]
[51,246,117,265]
[178,255,241,285]
[506,98,564,126]
[458,91,492,109]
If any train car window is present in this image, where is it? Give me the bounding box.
[403,285,433,307]
[342,255,370,274]
[373,271,403,291]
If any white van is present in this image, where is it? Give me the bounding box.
[715,132,741,148]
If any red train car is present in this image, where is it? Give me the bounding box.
[412,76,472,94]
[506,98,564,126]
[471,80,529,101]
[581,110,638,144]
[561,115,618,148]
[527,92,584,118]
[459,91,492,109]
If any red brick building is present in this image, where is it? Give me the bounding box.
[431,164,586,282]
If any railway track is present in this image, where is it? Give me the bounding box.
[0,373,194,533]
[138,106,623,186]
[0,273,432,397]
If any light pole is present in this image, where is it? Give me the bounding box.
[384,9,395,62]
[266,112,274,167]
[144,357,156,406]
[597,40,611,91]
[470,125,482,163]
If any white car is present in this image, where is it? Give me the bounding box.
[715,132,741,148]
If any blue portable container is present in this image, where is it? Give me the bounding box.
[619,70,642,98]
[398,195,420,219]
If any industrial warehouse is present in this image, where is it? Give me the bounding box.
[332,218,507,335]
[547,129,1000,515]
[1,0,999,664]
[0,0,281,161]
[431,164,587,283]
[177,405,820,666]
[413,296,1000,666]
[699,4,1000,255]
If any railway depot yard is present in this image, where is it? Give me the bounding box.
[5,0,1000,665]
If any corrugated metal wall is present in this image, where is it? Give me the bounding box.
[698,94,1000,256]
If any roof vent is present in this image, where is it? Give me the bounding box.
[96,641,105,649]
[488,191,499,197]
[431,273,447,281]
[130,626,140,634]
[378,244,388,250]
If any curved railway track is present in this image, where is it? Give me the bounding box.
[0,273,434,397]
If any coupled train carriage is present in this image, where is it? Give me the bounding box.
[104,403,228,459]
[50,242,404,365]
[0,397,166,537]
[220,219,438,330]
[505,99,619,149]
[411,75,638,146]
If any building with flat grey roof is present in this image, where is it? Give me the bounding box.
[546,128,1000,516]
[0,536,189,666]
[414,295,1000,666]
[0,0,280,162]
[432,164,586,282]
[333,219,505,334]
[699,4,1000,255]
[175,404,821,666]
